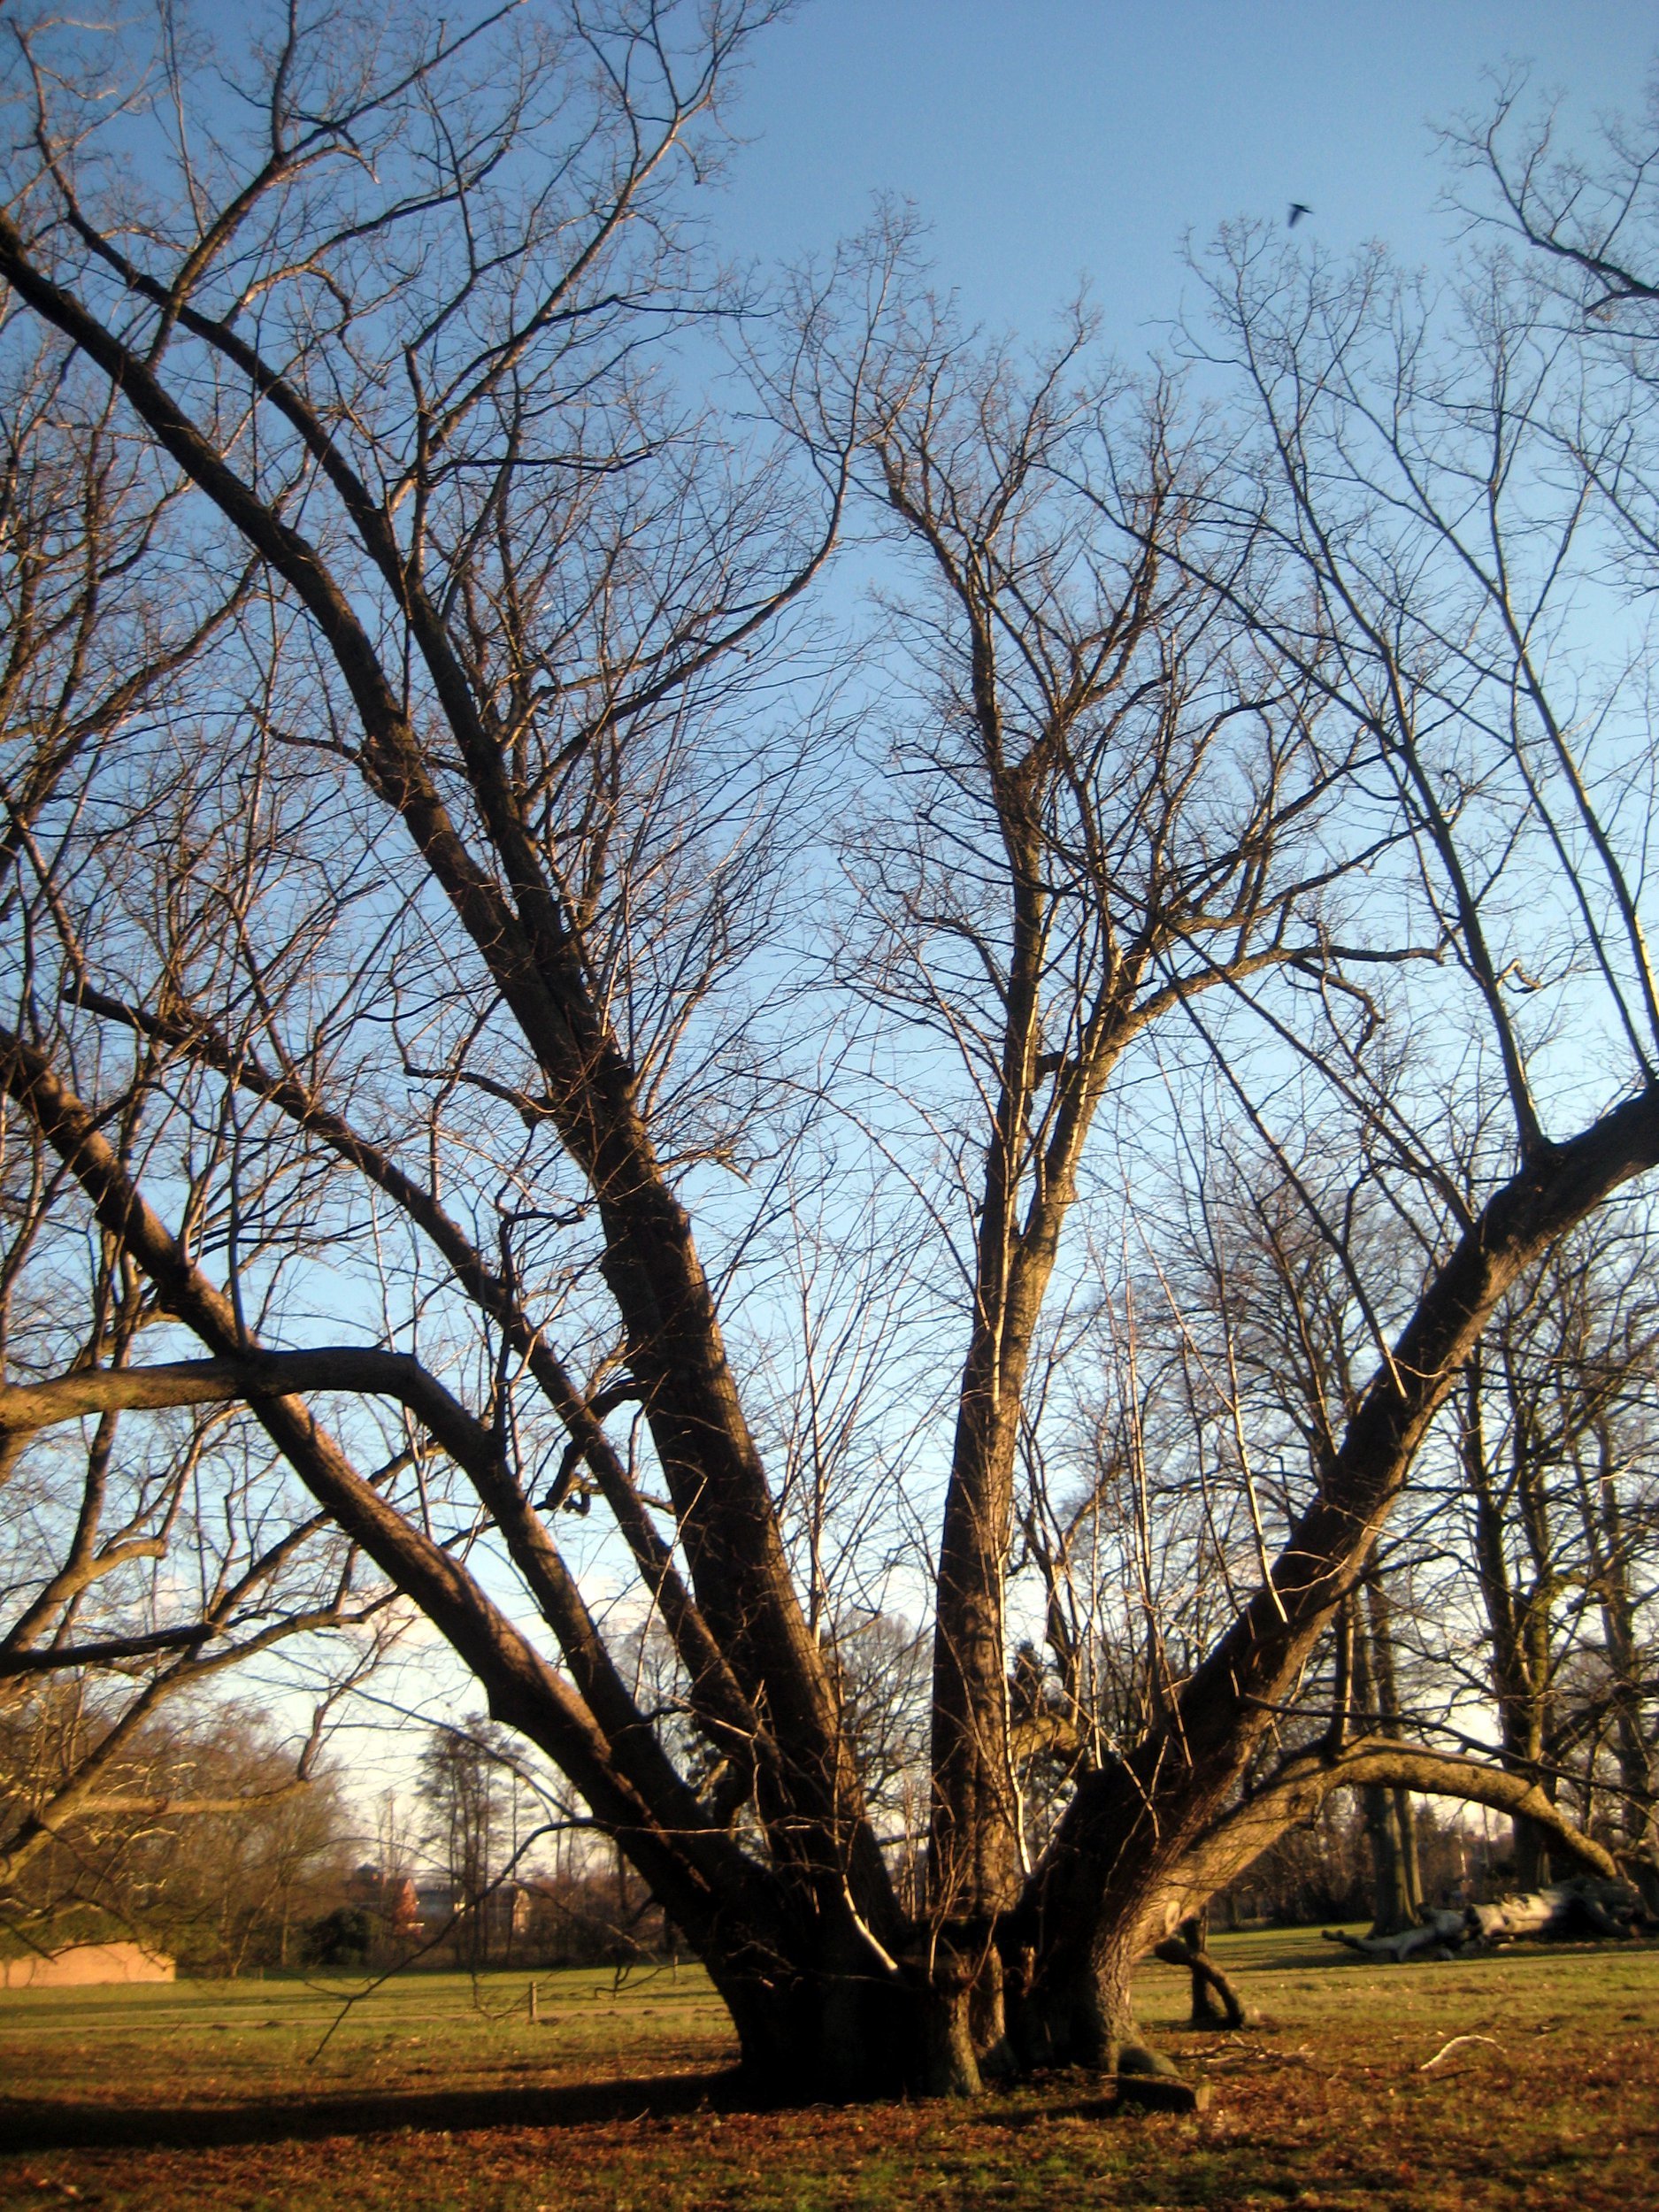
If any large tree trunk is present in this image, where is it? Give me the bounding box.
[1359,1786,1422,1934]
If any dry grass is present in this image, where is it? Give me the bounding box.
[0,1929,1654,2208]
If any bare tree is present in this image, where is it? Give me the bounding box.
[0,308,386,1923]
[766,273,1390,2071]
[964,168,1659,2044]
[1099,1115,1659,1930]
[416,1716,535,1969]
[1444,1212,1659,1890]
[2,9,1657,2102]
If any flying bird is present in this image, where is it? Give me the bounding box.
[1287,202,1314,229]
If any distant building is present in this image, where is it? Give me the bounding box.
[411,1880,532,1955]
[345,1863,532,1962]
[345,1863,423,1939]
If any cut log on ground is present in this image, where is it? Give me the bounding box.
[1115,2071,1212,2114]
[1467,1878,1652,1945]
[1325,1877,1653,1961]
[1112,2044,1210,2113]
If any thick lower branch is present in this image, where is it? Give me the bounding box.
[0,1625,213,1678]
[66,983,762,1763]
[0,1022,784,1961]
[1147,1736,1617,1946]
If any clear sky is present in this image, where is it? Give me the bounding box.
[710,2,1656,339]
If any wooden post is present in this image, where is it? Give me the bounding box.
[527,1979,538,2024]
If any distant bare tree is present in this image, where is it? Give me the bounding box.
[0,1700,353,1970]
[0,313,386,1919]
[415,1716,539,1969]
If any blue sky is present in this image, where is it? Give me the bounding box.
[710,2,1656,337]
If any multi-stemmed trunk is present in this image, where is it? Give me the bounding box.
[10,1009,1659,2101]
[4,75,1659,2110]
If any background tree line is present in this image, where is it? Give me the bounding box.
[0,1697,351,1971]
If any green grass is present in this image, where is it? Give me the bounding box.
[1,1931,1655,2208]
[0,1960,723,2105]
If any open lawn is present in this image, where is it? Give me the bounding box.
[0,1930,1654,2209]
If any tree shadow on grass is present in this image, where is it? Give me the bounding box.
[0,2069,746,2154]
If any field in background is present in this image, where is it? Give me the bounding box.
[0,1930,1655,2208]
